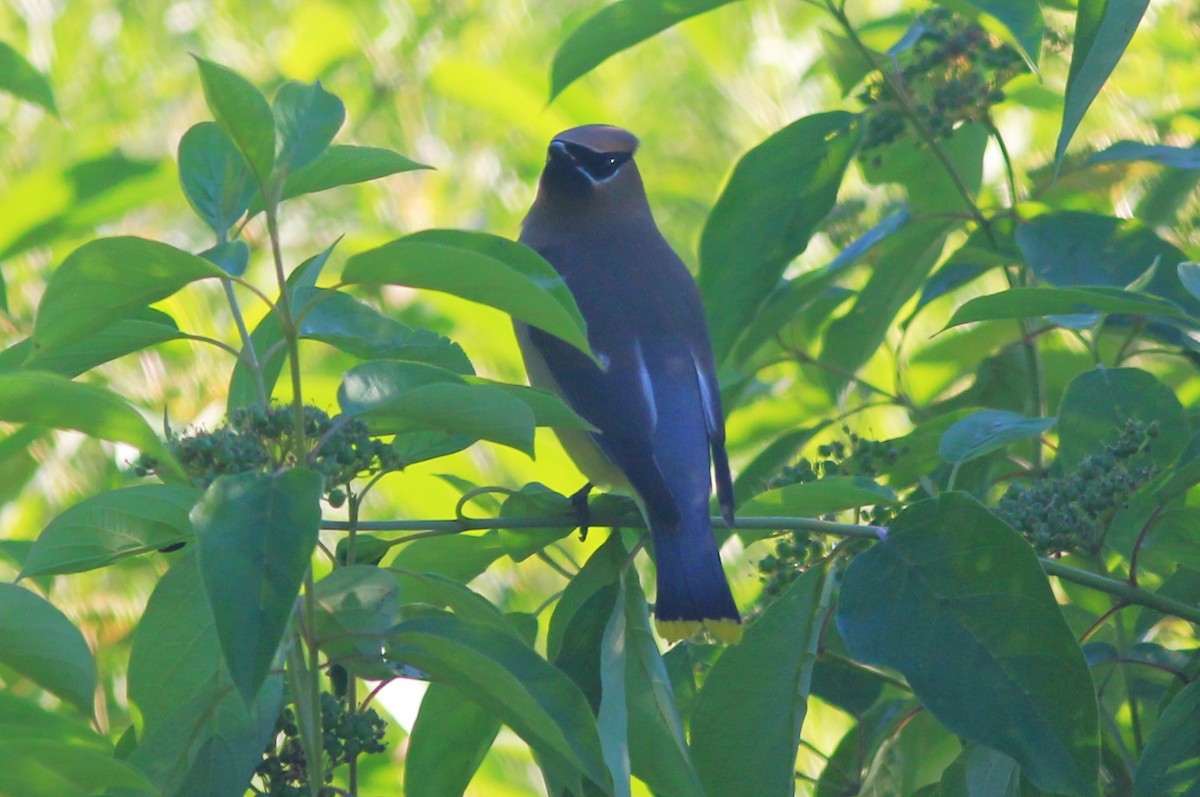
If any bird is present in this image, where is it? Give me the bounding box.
[514,124,742,644]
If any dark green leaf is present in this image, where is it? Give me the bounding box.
[405,683,502,797]
[700,111,860,362]
[30,236,224,357]
[199,239,250,277]
[177,121,256,236]
[272,80,344,174]
[228,241,334,410]
[0,740,157,797]
[691,564,830,797]
[294,287,473,374]
[20,484,200,578]
[1090,140,1200,169]
[1137,509,1200,573]
[938,744,1022,797]
[821,216,955,393]
[1056,367,1187,471]
[0,584,95,715]
[1132,679,1200,796]
[127,550,282,795]
[0,41,56,115]
[342,230,593,360]
[837,493,1100,797]
[193,56,275,183]
[944,286,1186,329]
[939,410,1056,464]
[548,0,743,100]
[388,612,612,795]
[1016,213,1192,316]
[498,483,575,562]
[192,469,322,703]
[597,566,631,797]
[313,565,399,679]
[0,371,183,478]
[1056,0,1150,165]
[739,476,896,522]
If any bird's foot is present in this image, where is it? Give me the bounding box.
[570,482,595,541]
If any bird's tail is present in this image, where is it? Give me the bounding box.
[651,512,742,644]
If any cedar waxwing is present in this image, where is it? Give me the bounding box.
[515,124,742,644]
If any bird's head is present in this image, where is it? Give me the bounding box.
[533,124,647,212]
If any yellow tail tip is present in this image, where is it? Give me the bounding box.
[655,617,743,645]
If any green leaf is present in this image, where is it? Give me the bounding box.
[177,121,256,236]
[20,484,200,578]
[8,310,182,378]
[479,382,592,431]
[943,286,1186,329]
[395,571,517,632]
[1132,679,1200,796]
[937,744,1022,797]
[939,410,1056,464]
[0,371,182,478]
[228,241,334,410]
[313,565,400,680]
[1056,0,1150,165]
[342,229,593,360]
[0,42,55,115]
[0,584,95,715]
[1090,140,1200,169]
[192,469,322,703]
[959,0,1043,68]
[819,29,877,95]
[405,683,502,797]
[30,236,224,357]
[862,122,987,216]
[272,80,344,174]
[691,563,830,797]
[199,239,250,277]
[498,483,575,562]
[820,216,955,394]
[389,531,507,604]
[548,0,743,100]
[0,740,157,797]
[294,287,473,374]
[739,476,896,520]
[1056,367,1187,471]
[338,360,536,455]
[193,56,275,183]
[246,145,430,214]
[388,612,612,795]
[1179,261,1200,302]
[837,493,1100,797]
[127,550,282,795]
[699,111,860,363]
[731,427,822,507]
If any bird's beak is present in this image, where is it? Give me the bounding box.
[548,139,573,163]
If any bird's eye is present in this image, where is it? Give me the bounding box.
[556,142,631,182]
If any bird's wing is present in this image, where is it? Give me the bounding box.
[689,346,735,525]
[524,324,682,529]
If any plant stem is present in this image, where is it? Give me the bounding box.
[825,0,995,245]
[263,196,306,458]
[222,278,268,405]
[1040,558,1200,626]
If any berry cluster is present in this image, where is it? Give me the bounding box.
[859,8,1026,157]
[255,693,388,796]
[995,419,1160,555]
[758,430,903,600]
[134,404,402,503]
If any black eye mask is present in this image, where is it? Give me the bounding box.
[559,141,633,181]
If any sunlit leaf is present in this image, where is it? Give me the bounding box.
[548,0,744,100]
[700,111,860,362]
[0,371,182,478]
[1056,0,1150,165]
[943,286,1186,329]
[837,493,1100,797]
[247,145,431,215]
[0,42,56,115]
[193,56,275,183]
[0,584,95,715]
[20,484,199,578]
[405,683,502,797]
